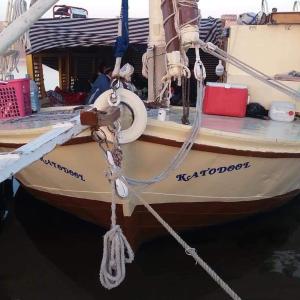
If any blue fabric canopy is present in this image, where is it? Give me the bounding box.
[114,0,129,58]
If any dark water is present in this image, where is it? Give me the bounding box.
[1,187,300,300]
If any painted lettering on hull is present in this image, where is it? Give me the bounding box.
[176,162,251,182]
[40,157,86,182]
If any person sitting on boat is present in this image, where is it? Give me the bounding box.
[85,66,113,105]
[89,63,105,86]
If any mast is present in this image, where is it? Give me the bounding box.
[148,0,166,101]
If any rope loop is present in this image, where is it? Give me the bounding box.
[99,225,134,290]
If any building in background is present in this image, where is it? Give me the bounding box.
[221,14,237,27]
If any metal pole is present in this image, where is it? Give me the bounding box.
[0,0,60,56]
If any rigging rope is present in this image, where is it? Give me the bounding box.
[126,65,205,188]
[95,40,242,300]
[198,40,300,100]
[0,0,31,79]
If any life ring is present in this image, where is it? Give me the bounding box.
[93,88,147,144]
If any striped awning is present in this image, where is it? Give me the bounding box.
[27,17,222,54]
[199,17,223,45]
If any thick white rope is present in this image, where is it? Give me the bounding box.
[99,64,206,288]
[126,184,242,300]
[101,74,242,299]
[99,152,134,290]
[126,64,205,188]
[98,58,242,299]
[160,0,191,85]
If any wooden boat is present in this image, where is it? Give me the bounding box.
[1,0,300,247]
[1,106,300,246]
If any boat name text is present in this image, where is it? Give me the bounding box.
[176,162,251,182]
[40,157,86,182]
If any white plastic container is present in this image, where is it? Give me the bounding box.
[157,108,169,121]
[26,74,40,113]
[268,101,296,122]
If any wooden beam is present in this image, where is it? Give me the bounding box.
[26,54,34,79]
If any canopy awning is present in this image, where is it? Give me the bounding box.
[27,17,222,54]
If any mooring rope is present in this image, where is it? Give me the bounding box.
[99,177,134,290]
[126,184,242,300]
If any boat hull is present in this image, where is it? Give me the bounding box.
[26,185,299,248]
[4,135,300,246]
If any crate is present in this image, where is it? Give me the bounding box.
[0,78,31,119]
[203,82,248,117]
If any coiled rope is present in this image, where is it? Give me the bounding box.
[97,132,134,290]
[99,177,134,290]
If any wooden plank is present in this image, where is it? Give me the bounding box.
[26,54,34,79]
[270,12,300,24]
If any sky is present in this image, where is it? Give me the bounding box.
[0,0,296,20]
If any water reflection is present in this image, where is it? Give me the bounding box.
[267,250,300,278]
[3,187,300,300]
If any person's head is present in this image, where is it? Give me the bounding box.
[97,62,106,74]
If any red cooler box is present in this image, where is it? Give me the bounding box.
[203,82,248,117]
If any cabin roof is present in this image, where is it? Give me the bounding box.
[26,17,223,54]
